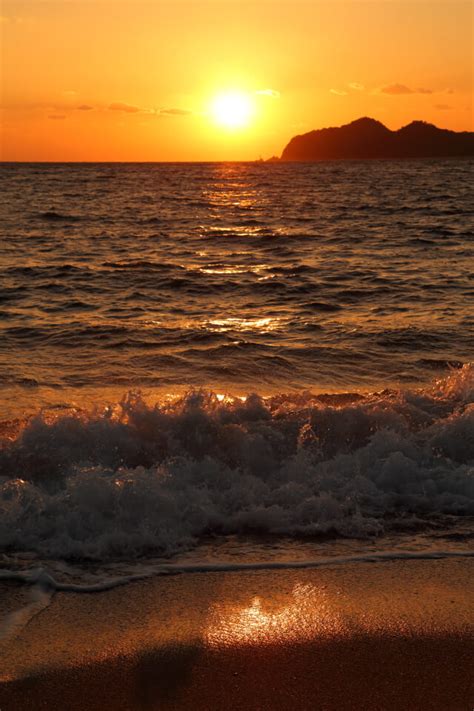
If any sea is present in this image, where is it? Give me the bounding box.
[0,160,473,594]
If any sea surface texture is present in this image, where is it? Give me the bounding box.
[0,160,473,576]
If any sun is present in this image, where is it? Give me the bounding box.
[210,91,254,129]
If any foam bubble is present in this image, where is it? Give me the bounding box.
[0,365,472,561]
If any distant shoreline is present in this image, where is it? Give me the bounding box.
[2,117,473,163]
[280,117,474,161]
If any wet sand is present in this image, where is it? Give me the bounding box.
[0,559,473,710]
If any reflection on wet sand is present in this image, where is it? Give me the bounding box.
[1,561,473,710]
[205,582,344,647]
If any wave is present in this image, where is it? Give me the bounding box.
[0,365,473,562]
[38,210,82,222]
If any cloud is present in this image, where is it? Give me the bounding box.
[381,83,413,95]
[330,89,348,96]
[108,103,191,116]
[158,108,192,116]
[109,102,141,113]
[77,104,93,111]
[434,103,452,110]
[255,89,280,98]
[348,82,364,91]
[48,115,67,120]
[381,83,433,95]
[62,90,78,97]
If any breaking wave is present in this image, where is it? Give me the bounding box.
[0,366,473,561]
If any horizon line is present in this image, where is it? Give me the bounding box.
[2,157,473,165]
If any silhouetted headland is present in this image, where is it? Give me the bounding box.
[280,117,474,160]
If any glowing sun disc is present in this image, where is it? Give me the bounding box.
[211,91,253,129]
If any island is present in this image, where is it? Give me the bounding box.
[279,117,474,161]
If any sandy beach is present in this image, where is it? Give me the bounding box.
[0,558,472,710]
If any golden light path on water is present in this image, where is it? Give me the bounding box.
[2,159,472,422]
[206,316,283,333]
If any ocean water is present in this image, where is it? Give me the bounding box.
[0,160,473,590]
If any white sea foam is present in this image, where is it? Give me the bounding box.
[2,549,474,593]
[0,366,473,562]
[0,579,53,644]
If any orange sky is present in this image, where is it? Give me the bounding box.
[1,0,472,161]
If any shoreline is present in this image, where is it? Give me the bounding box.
[1,558,472,710]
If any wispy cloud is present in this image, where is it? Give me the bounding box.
[255,89,280,98]
[381,83,433,95]
[330,89,348,96]
[109,102,141,113]
[108,103,191,117]
[348,82,364,91]
[434,103,452,110]
[158,108,192,116]
[5,98,193,119]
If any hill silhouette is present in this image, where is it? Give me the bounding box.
[280,118,474,160]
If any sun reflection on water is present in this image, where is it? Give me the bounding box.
[206,316,283,333]
[198,263,269,276]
